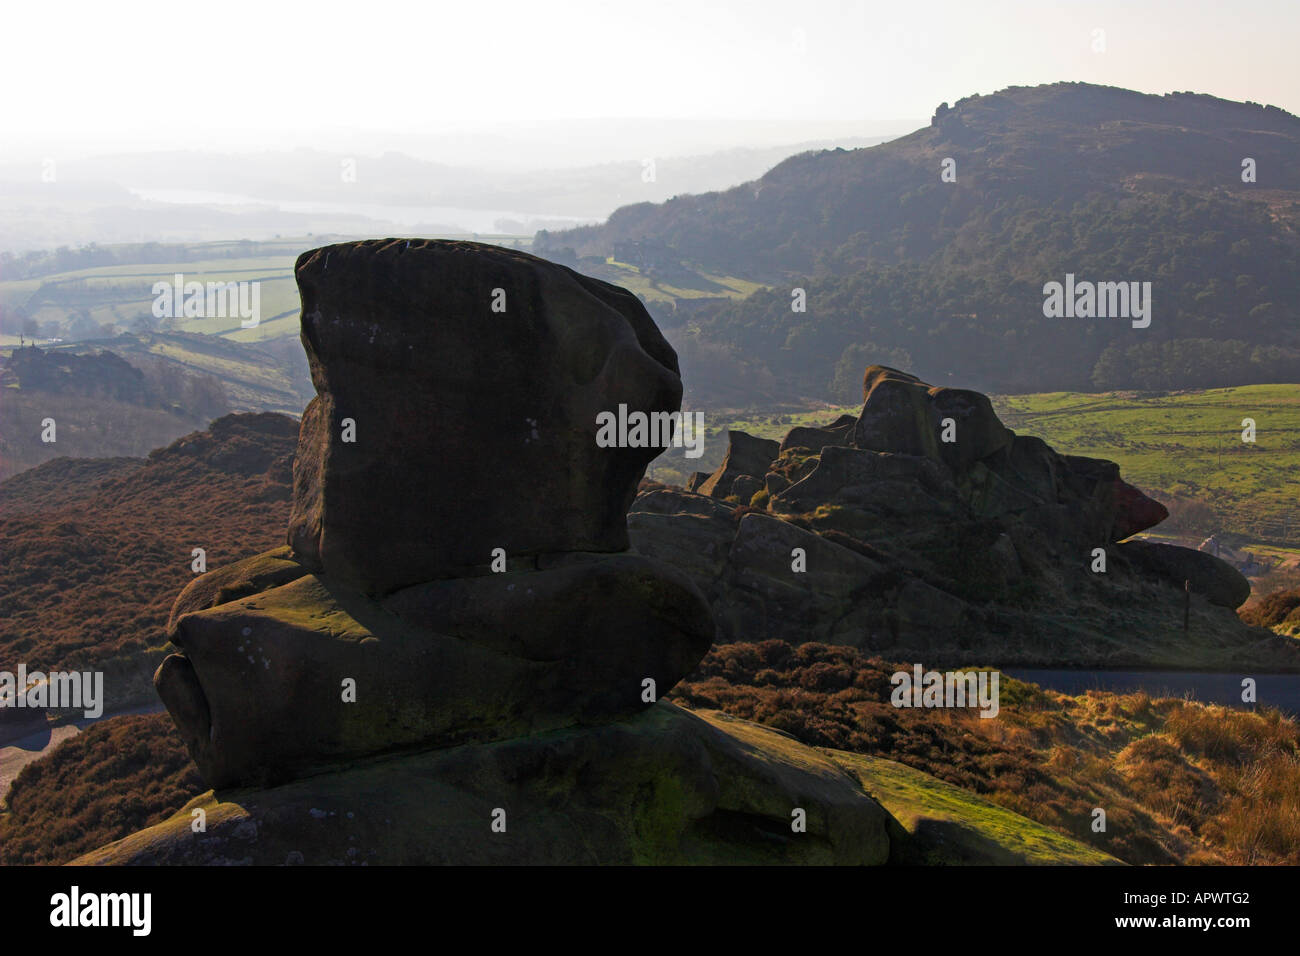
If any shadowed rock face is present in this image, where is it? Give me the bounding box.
[1120,540,1253,610]
[697,431,780,498]
[155,240,715,790]
[629,365,1296,672]
[289,238,683,596]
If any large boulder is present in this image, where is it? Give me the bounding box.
[158,556,714,788]
[697,431,780,498]
[156,240,718,791]
[288,239,683,596]
[853,366,1014,470]
[1119,540,1252,609]
[845,369,1165,546]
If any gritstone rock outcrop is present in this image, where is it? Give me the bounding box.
[155,240,717,788]
[631,365,1300,671]
[137,241,906,866]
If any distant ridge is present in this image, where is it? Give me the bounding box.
[538,82,1300,397]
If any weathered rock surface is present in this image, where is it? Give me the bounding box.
[288,238,683,596]
[156,240,717,792]
[854,366,1015,471]
[75,704,893,865]
[629,366,1300,671]
[780,414,857,454]
[159,557,714,788]
[697,430,781,499]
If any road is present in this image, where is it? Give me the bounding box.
[0,703,164,802]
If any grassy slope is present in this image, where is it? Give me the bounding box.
[0,414,296,682]
[9,256,299,339]
[131,333,308,411]
[831,751,1119,864]
[674,642,1300,865]
[586,258,765,305]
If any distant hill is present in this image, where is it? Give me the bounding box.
[0,136,896,251]
[0,334,309,480]
[0,345,228,480]
[538,83,1300,397]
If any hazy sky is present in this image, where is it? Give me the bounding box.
[4,0,1297,163]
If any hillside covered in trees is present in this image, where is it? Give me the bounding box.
[537,83,1300,397]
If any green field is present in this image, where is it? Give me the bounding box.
[1,240,764,345]
[2,255,302,342]
[589,258,765,305]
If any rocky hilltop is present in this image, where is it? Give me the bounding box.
[89,240,956,865]
[632,366,1298,671]
[537,83,1300,402]
[80,243,1265,866]
[0,346,232,481]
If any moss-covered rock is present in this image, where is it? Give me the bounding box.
[158,554,714,789]
[166,546,309,633]
[72,704,893,866]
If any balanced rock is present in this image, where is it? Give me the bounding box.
[156,240,716,789]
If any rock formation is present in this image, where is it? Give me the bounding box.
[632,365,1300,671]
[696,431,780,498]
[80,703,898,865]
[139,241,905,865]
[155,240,717,789]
